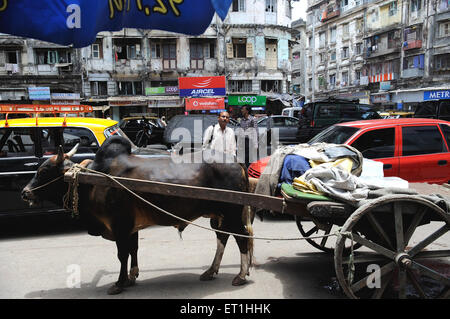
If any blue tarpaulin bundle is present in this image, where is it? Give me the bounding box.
[0,0,232,48]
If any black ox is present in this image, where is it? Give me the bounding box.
[22,136,254,295]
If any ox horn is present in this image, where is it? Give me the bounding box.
[66,143,80,159]
[56,145,65,164]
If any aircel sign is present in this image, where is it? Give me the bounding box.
[178,76,226,97]
[228,95,266,106]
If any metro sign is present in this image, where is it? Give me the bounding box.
[179,76,226,97]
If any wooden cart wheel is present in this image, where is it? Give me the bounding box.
[295,216,361,254]
[334,195,450,299]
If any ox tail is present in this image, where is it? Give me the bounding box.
[240,163,255,268]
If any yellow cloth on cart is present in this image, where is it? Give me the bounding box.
[293,158,354,195]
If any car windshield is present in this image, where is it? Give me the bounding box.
[308,125,359,144]
[104,124,138,148]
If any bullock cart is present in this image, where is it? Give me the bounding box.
[64,170,450,299]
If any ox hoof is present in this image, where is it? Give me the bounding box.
[128,267,139,284]
[107,284,124,295]
[200,268,217,281]
[232,276,247,286]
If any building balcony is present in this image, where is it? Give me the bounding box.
[403,40,422,50]
[369,73,398,83]
[321,9,340,22]
[402,68,424,78]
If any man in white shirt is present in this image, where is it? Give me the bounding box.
[203,111,236,157]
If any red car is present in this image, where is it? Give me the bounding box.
[249,118,450,184]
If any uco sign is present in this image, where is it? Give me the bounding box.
[228,95,266,106]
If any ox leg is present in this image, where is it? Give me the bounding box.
[233,235,251,286]
[108,236,135,295]
[200,219,229,281]
[128,232,139,285]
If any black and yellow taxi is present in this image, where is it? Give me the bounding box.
[0,108,168,217]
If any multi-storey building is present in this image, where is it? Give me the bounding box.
[0,36,82,107]
[305,0,450,109]
[291,18,307,97]
[0,0,296,121]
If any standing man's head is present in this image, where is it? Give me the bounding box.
[218,111,230,130]
[241,105,250,118]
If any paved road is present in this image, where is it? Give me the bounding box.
[0,213,343,300]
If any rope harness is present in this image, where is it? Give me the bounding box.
[61,163,347,243]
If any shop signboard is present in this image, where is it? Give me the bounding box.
[28,87,50,100]
[51,93,80,105]
[146,86,179,95]
[424,90,450,101]
[185,97,225,111]
[178,76,226,97]
[228,95,266,106]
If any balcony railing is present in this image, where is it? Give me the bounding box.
[321,9,340,22]
[402,68,424,78]
[403,40,422,50]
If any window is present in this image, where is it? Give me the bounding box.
[342,23,349,38]
[440,0,449,10]
[232,0,245,11]
[389,1,398,16]
[330,27,336,43]
[330,50,336,61]
[90,81,108,96]
[91,39,102,59]
[371,10,379,23]
[439,124,450,148]
[162,42,176,69]
[434,54,450,70]
[308,78,312,90]
[285,0,291,17]
[351,128,395,159]
[329,74,336,87]
[117,81,143,95]
[411,0,422,11]
[440,22,450,37]
[233,38,247,58]
[228,80,252,92]
[402,126,446,156]
[308,36,313,48]
[151,42,161,58]
[319,32,326,48]
[61,127,99,153]
[355,43,362,55]
[340,0,349,11]
[317,104,339,119]
[35,49,71,64]
[113,38,141,60]
[5,50,20,64]
[341,72,349,86]
[261,80,281,92]
[341,47,349,59]
[0,127,35,156]
[403,54,424,69]
[265,0,276,12]
[190,42,204,70]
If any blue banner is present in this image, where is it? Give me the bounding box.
[424,90,450,101]
[179,88,226,97]
[0,0,232,48]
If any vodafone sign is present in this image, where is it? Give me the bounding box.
[185,98,225,111]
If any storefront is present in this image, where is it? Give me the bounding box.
[148,96,184,120]
[107,96,148,121]
[227,95,267,118]
[390,87,450,111]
